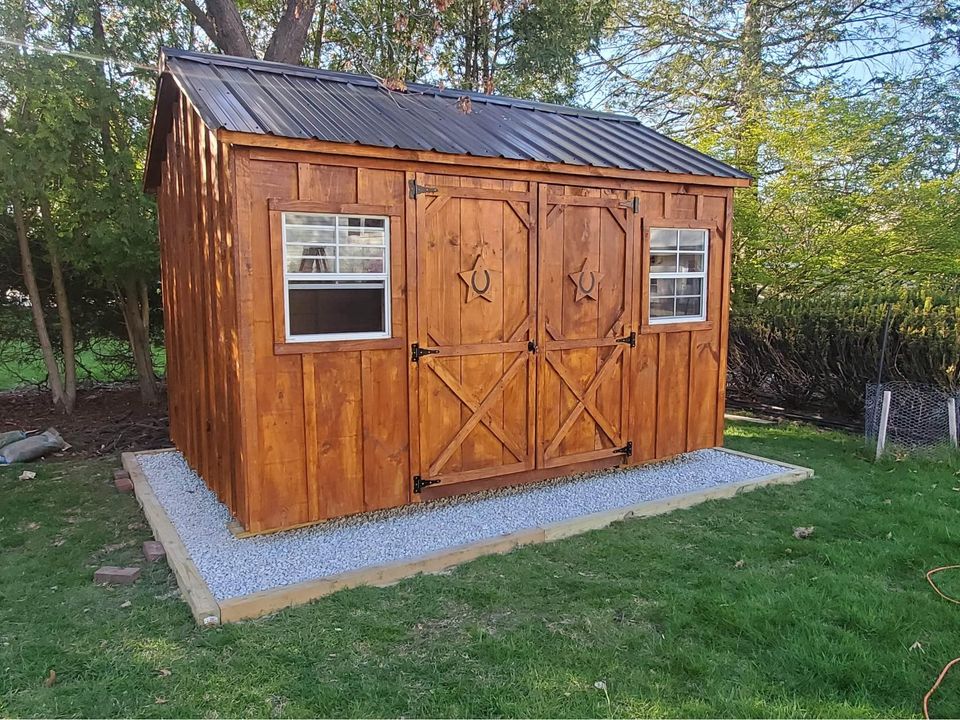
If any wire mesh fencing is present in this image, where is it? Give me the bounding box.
[866,382,960,458]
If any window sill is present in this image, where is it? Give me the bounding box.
[274,336,404,355]
[640,320,714,334]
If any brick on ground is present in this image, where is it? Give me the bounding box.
[94,566,141,585]
[113,469,133,493]
[143,540,166,563]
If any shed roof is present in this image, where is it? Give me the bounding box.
[144,48,749,189]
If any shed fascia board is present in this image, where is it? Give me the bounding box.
[217,129,753,189]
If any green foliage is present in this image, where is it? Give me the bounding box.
[729,286,960,416]
[3,424,960,716]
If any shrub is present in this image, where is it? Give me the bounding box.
[728,286,960,418]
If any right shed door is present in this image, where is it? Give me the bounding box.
[536,185,637,468]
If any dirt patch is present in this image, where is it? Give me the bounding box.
[0,382,169,460]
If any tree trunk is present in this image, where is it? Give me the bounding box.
[120,278,159,405]
[263,0,318,64]
[13,198,68,412]
[39,198,76,413]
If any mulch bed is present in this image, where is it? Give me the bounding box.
[0,382,170,459]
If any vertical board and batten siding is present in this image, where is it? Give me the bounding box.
[158,108,734,533]
[232,152,410,532]
[156,100,244,518]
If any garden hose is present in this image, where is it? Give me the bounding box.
[923,565,960,718]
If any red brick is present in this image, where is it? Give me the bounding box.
[143,541,166,563]
[94,566,141,585]
[114,474,134,493]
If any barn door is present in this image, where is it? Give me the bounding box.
[537,185,636,468]
[412,173,537,489]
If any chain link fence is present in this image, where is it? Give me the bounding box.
[866,381,960,458]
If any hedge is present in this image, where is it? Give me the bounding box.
[727,286,960,419]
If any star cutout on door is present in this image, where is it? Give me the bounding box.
[569,258,603,302]
[458,255,498,303]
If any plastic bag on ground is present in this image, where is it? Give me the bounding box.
[0,430,26,450]
[0,428,67,464]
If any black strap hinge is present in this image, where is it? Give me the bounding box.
[616,331,637,348]
[615,441,633,458]
[619,197,640,213]
[409,179,438,199]
[411,343,440,362]
[413,475,440,493]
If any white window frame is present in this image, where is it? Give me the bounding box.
[648,227,709,324]
[281,212,392,342]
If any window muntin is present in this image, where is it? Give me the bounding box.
[648,228,708,323]
[282,213,391,341]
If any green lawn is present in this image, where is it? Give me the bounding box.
[2,422,960,718]
[0,340,166,391]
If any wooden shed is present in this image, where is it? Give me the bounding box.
[144,48,751,534]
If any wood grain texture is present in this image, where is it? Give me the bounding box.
[155,110,739,531]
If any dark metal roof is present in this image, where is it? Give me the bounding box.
[145,47,749,189]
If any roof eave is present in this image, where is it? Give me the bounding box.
[217,128,753,188]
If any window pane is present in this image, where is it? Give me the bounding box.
[286,213,334,227]
[676,277,702,296]
[339,257,384,273]
[338,245,384,259]
[650,278,675,297]
[678,253,704,272]
[676,296,702,317]
[288,284,385,336]
[650,297,675,318]
[650,228,678,250]
[287,246,335,273]
[679,229,706,250]
[287,225,335,245]
[650,253,678,272]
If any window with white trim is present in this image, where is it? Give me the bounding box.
[282,212,390,341]
[648,228,708,323]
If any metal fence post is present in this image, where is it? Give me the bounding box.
[948,397,958,449]
[876,390,892,461]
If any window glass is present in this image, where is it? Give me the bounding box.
[648,228,708,324]
[283,213,390,340]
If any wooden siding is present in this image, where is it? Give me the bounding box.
[156,99,244,517]
[232,155,410,532]
[157,112,735,533]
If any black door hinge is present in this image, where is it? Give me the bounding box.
[528,340,538,354]
[411,343,440,362]
[615,441,633,457]
[619,196,640,213]
[413,475,440,493]
[616,331,637,348]
[409,179,438,199]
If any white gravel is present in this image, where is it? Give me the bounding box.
[138,449,787,600]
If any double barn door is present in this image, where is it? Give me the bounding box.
[413,173,636,489]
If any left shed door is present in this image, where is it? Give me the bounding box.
[413,173,538,486]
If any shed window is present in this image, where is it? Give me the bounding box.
[648,228,708,323]
[282,212,390,341]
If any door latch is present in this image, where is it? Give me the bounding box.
[528,340,538,354]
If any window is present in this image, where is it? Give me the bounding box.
[648,228,708,323]
[282,212,390,341]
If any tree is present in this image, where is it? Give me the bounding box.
[178,0,318,62]
[585,0,960,300]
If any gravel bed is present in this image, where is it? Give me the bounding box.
[138,449,788,600]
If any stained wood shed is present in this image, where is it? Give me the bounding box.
[144,48,751,534]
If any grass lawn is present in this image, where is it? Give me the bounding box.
[0,341,166,391]
[2,422,960,718]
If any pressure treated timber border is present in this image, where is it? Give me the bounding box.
[121,450,221,625]
[123,448,812,625]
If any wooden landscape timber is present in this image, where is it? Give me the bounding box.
[147,49,750,534]
[123,448,813,625]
